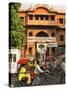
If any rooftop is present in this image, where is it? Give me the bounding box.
[20,4,65,14]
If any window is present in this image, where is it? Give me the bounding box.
[45,15,49,20]
[51,15,55,21]
[9,54,16,62]
[13,54,16,62]
[40,15,44,20]
[51,33,55,37]
[29,32,33,36]
[20,17,24,21]
[59,18,63,24]
[29,15,33,20]
[60,35,64,41]
[9,54,12,62]
[28,47,32,54]
[35,15,39,20]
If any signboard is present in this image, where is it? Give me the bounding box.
[37,43,47,54]
[27,37,56,42]
[37,43,57,54]
[47,43,57,47]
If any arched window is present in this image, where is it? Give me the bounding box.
[28,47,32,55]
[29,32,33,36]
[36,31,48,37]
[60,35,64,41]
[51,33,55,37]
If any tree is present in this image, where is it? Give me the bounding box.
[9,3,25,49]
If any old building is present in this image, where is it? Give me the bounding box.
[19,4,65,57]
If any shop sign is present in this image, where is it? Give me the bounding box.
[47,43,57,47]
[27,37,56,42]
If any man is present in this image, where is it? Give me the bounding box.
[18,61,31,85]
[34,60,44,75]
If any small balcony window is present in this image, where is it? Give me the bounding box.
[50,15,55,21]
[59,18,63,24]
[35,15,39,20]
[40,16,44,20]
[29,15,33,20]
[45,15,49,20]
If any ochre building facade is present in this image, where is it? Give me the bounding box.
[19,4,65,57]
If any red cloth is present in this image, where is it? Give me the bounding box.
[17,58,28,64]
[31,71,36,80]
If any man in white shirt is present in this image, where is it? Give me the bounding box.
[34,60,44,75]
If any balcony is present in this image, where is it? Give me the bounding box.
[27,19,57,26]
[25,14,65,28]
[27,14,57,26]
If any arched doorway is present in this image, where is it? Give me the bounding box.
[35,31,49,60]
[35,31,49,54]
[36,31,49,37]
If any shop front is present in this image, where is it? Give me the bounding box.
[26,37,57,57]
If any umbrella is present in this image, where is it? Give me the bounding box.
[17,58,28,64]
[46,55,54,61]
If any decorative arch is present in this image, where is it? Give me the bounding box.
[36,31,49,37]
[34,4,50,13]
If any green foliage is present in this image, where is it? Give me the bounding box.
[9,3,25,49]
